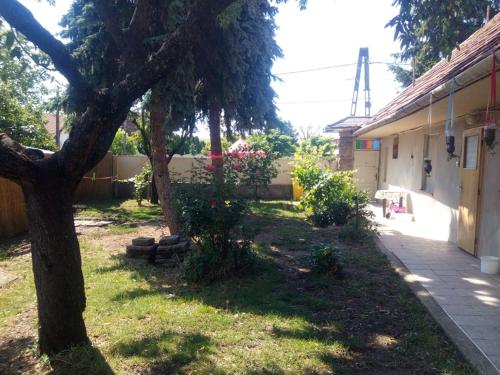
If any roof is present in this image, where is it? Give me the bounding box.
[228,138,250,152]
[43,113,65,136]
[356,13,500,136]
[324,116,371,133]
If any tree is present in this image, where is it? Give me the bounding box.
[248,129,296,157]
[387,0,498,86]
[0,0,240,355]
[110,128,139,155]
[0,24,56,150]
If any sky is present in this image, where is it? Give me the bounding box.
[18,0,404,136]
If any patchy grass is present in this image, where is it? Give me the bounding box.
[75,199,162,223]
[0,201,476,374]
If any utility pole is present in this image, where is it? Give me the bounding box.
[350,47,371,117]
[55,86,61,148]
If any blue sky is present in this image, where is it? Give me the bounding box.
[20,0,404,136]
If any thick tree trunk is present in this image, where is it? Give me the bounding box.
[22,176,88,354]
[209,100,223,186]
[150,86,179,234]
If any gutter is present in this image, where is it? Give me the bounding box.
[354,49,500,137]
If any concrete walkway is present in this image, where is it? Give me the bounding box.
[374,210,500,374]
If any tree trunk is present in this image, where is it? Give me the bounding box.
[150,85,179,234]
[150,171,159,204]
[22,176,88,355]
[209,100,223,186]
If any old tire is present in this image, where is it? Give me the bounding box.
[126,244,156,258]
[132,237,155,246]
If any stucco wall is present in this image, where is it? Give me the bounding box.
[377,117,500,256]
[378,120,465,243]
[114,155,296,185]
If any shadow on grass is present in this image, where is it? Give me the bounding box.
[111,331,214,374]
[0,336,114,375]
[92,205,476,374]
[50,344,114,375]
[76,199,162,223]
[0,236,30,260]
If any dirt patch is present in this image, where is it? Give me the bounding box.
[0,305,43,375]
[0,269,18,288]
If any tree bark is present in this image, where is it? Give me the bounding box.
[209,100,223,186]
[150,172,159,204]
[22,175,88,354]
[150,85,179,234]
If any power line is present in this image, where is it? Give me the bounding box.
[277,99,351,105]
[274,61,411,76]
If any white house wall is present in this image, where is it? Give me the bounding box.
[377,117,500,256]
[378,120,465,243]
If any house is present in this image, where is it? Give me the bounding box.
[352,14,500,257]
[44,113,68,148]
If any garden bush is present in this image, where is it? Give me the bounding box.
[133,164,152,206]
[310,246,343,277]
[174,149,277,282]
[300,171,368,227]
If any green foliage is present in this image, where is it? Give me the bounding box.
[181,236,255,283]
[248,129,296,157]
[296,135,335,158]
[0,82,56,150]
[237,145,279,199]
[175,155,260,282]
[133,164,152,206]
[387,0,498,86]
[300,171,368,227]
[110,129,139,155]
[167,133,205,155]
[0,25,56,150]
[310,246,343,277]
[292,135,336,192]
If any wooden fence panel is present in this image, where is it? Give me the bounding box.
[0,177,28,238]
[75,152,114,202]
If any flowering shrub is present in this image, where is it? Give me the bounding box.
[133,164,152,206]
[175,153,257,282]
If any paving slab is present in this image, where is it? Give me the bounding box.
[372,206,500,374]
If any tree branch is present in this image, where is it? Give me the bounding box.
[0,133,36,181]
[0,0,88,93]
[110,0,236,109]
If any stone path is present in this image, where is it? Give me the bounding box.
[373,208,500,373]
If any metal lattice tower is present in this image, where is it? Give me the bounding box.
[350,47,371,117]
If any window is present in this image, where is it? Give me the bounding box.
[392,135,399,159]
[463,135,479,169]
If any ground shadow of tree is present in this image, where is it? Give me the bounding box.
[94,208,475,374]
[110,331,215,374]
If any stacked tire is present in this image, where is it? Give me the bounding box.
[125,235,190,265]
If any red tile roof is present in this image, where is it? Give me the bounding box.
[360,13,500,130]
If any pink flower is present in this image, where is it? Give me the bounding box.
[255,170,261,176]
[204,165,216,172]
[233,163,241,170]
[208,199,216,208]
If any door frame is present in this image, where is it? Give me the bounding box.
[458,126,485,256]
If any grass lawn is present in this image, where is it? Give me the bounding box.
[0,200,475,374]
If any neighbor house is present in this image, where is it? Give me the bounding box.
[353,14,499,257]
